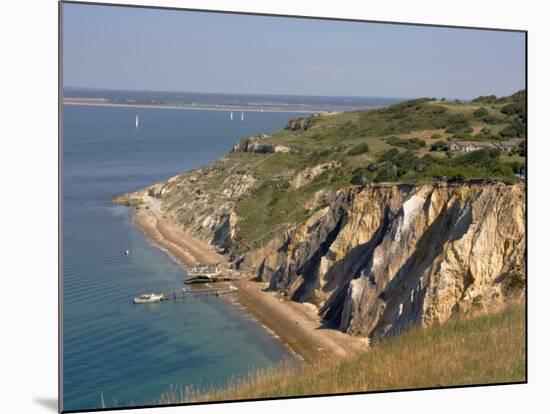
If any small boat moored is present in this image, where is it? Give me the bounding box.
[133,293,166,304]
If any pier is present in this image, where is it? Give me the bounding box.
[173,285,239,298]
[133,284,239,304]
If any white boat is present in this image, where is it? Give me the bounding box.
[241,111,244,121]
[230,111,233,120]
[135,115,139,129]
[133,293,165,304]
[124,250,130,255]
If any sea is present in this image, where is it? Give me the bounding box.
[62,94,400,411]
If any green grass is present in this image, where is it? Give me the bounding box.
[167,90,525,252]
[160,302,525,404]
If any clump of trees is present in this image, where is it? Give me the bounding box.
[499,98,526,139]
[354,148,516,184]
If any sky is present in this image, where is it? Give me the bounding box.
[63,3,526,100]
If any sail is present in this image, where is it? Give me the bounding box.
[241,112,244,121]
[230,111,233,120]
[135,115,139,129]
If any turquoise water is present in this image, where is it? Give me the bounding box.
[62,105,298,411]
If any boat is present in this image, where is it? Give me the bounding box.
[230,111,233,120]
[241,111,244,121]
[135,115,139,129]
[124,250,130,255]
[133,293,165,304]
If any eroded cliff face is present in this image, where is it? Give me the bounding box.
[119,176,525,341]
[253,182,525,340]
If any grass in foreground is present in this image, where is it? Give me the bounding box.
[159,302,525,404]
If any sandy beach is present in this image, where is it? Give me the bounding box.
[132,200,368,364]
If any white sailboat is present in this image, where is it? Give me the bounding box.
[135,115,139,129]
[241,111,244,122]
[230,111,233,121]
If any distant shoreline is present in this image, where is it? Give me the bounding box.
[63,99,324,114]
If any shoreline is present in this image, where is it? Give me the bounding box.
[131,198,368,365]
[63,100,323,114]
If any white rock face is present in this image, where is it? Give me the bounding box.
[259,183,525,339]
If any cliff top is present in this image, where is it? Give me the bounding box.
[124,90,525,255]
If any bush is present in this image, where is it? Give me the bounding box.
[350,167,373,185]
[372,147,516,182]
[431,133,442,139]
[387,136,426,150]
[430,140,448,151]
[473,107,489,118]
[510,140,526,157]
[444,114,472,134]
[347,143,370,156]
[374,166,398,182]
[501,102,526,121]
[481,115,500,124]
[472,94,497,104]
[499,124,521,138]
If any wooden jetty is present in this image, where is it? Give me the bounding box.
[174,285,239,298]
[133,284,239,304]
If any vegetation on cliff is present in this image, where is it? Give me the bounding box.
[160,302,525,403]
[227,92,524,250]
[124,91,526,257]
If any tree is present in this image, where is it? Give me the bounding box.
[473,107,489,118]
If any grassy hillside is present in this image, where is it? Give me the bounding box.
[160,302,525,404]
[159,90,525,254]
[235,92,525,250]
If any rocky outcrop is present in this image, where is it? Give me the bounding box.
[290,161,341,189]
[284,117,312,131]
[251,182,525,340]
[119,160,257,255]
[232,135,290,154]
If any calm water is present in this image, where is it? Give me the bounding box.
[62,105,298,411]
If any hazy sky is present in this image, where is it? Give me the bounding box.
[63,3,525,99]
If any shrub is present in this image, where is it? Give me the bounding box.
[499,124,521,138]
[374,166,398,182]
[387,136,426,150]
[347,143,370,156]
[473,107,489,118]
[350,167,373,185]
[444,114,471,134]
[430,140,448,151]
[472,94,497,104]
[501,102,526,121]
